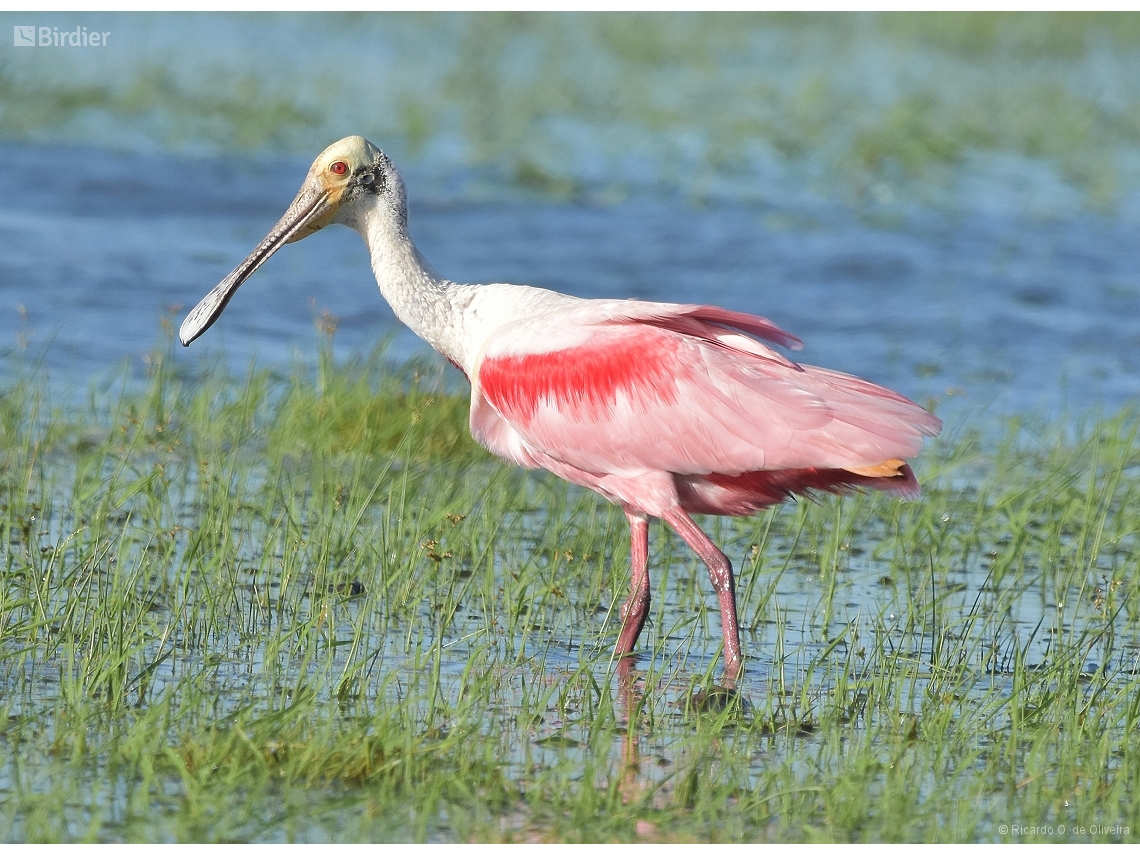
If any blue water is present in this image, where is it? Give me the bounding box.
[1,12,1139,418]
[2,140,1138,425]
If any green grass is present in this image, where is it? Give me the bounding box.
[2,335,1140,842]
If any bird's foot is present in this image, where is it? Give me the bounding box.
[683,684,749,715]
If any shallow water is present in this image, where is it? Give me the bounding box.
[2,13,1140,840]
[2,139,1139,425]
[1,12,1139,421]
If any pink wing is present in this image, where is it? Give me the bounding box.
[470,303,940,497]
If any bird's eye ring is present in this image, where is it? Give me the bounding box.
[330,161,348,175]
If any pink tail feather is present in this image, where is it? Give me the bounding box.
[675,463,921,517]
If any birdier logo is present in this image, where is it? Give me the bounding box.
[13,25,110,47]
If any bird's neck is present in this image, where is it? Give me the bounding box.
[357,202,474,372]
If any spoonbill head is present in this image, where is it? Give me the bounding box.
[181,136,942,688]
[179,135,397,347]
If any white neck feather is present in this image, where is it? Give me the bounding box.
[353,196,475,372]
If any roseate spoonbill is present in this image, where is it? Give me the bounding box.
[180,136,941,687]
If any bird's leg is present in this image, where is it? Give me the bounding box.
[662,508,742,688]
[615,510,651,671]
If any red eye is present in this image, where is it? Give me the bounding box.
[330,161,348,175]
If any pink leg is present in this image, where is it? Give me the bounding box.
[662,507,742,687]
[615,511,651,664]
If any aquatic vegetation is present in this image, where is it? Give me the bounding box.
[2,341,1139,841]
[3,12,1137,841]
[2,13,1138,205]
